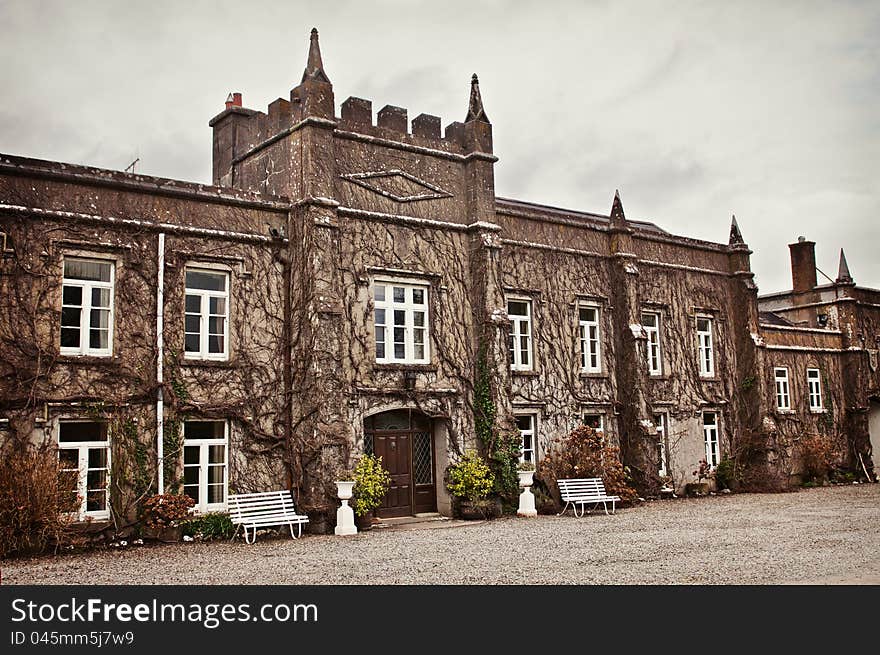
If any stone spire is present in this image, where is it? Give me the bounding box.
[465,74,490,123]
[301,27,331,84]
[729,214,745,246]
[836,248,854,285]
[610,189,626,224]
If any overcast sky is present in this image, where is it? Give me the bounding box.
[1,0,877,294]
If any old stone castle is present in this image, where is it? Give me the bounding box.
[1,29,878,531]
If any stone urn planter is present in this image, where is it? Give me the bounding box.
[334,480,357,536]
[685,482,710,497]
[142,525,183,543]
[517,470,538,517]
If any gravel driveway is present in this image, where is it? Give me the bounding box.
[4,484,879,585]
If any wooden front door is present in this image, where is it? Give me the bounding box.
[365,409,436,518]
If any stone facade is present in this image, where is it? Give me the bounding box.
[1,29,876,534]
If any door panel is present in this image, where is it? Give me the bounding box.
[374,432,412,518]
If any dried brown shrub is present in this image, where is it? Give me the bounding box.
[0,444,76,558]
[534,425,638,511]
[798,433,835,483]
[141,494,195,528]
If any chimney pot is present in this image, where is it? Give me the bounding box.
[225,92,243,109]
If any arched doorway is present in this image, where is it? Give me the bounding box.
[364,409,436,518]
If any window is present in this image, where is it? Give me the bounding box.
[60,257,114,356]
[654,413,669,476]
[508,299,532,371]
[185,269,229,360]
[515,414,537,464]
[696,316,714,377]
[702,412,719,467]
[642,311,662,375]
[582,413,604,433]
[57,421,110,521]
[579,305,601,373]
[373,282,429,364]
[183,421,228,512]
[807,368,823,411]
[774,367,790,410]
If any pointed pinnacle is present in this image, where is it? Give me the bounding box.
[729,214,744,246]
[836,248,853,284]
[301,27,331,84]
[610,189,626,223]
[465,73,490,123]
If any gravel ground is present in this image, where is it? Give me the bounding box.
[3,484,879,585]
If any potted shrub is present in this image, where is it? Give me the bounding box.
[446,451,498,519]
[141,494,195,542]
[351,454,391,530]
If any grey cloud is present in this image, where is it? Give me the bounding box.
[1,0,877,294]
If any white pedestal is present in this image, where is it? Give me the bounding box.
[517,487,537,517]
[335,499,357,536]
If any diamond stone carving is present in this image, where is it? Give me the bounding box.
[341,169,453,203]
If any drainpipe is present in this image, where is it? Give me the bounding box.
[156,233,165,494]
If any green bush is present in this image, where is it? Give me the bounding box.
[446,451,494,502]
[181,512,235,540]
[352,454,392,517]
[714,457,735,490]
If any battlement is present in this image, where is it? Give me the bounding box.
[337,95,476,153]
[210,28,494,187]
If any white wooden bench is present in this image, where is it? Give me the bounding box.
[557,478,621,517]
[228,490,309,544]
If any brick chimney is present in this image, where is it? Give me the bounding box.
[225,92,242,109]
[789,236,817,294]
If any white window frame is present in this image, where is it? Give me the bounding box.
[508,298,533,372]
[774,367,791,410]
[184,267,230,361]
[57,420,111,521]
[60,257,115,357]
[579,304,602,373]
[702,411,720,468]
[582,413,605,434]
[515,413,538,464]
[696,315,715,378]
[182,420,229,513]
[654,413,669,476]
[807,368,823,411]
[642,311,662,376]
[372,280,430,364]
